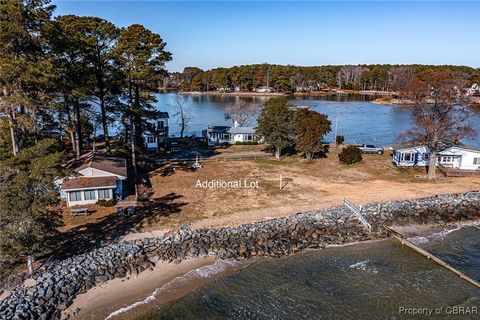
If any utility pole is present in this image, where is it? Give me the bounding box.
[266,65,271,90]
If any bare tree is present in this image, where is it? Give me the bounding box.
[388,66,416,92]
[224,100,261,127]
[172,94,191,137]
[336,65,365,89]
[399,71,476,179]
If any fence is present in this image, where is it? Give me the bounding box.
[155,152,272,164]
[343,198,372,233]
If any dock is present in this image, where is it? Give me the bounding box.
[385,226,480,289]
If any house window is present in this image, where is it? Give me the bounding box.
[440,156,454,163]
[98,188,111,200]
[401,152,414,162]
[474,158,480,165]
[69,191,81,202]
[147,136,155,144]
[84,190,97,201]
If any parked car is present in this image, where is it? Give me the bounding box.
[357,144,384,154]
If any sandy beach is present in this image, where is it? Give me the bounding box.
[62,256,229,320]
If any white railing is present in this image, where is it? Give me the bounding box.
[343,198,372,233]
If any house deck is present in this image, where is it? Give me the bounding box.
[438,164,480,177]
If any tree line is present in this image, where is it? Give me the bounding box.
[167,64,480,94]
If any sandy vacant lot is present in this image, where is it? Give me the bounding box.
[141,145,480,230]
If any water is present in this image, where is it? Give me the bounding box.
[419,226,480,282]
[154,93,480,146]
[140,227,480,320]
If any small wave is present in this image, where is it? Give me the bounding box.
[429,226,463,241]
[407,236,429,245]
[349,260,378,274]
[105,259,237,320]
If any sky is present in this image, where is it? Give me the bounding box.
[53,1,480,72]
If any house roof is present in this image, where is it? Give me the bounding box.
[452,144,480,152]
[207,126,257,134]
[228,127,256,134]
[393,142,480,153]
[441,144,480,153]
[64,152,127,178]
[207,126,231,133]
[393,143,427,151]
[61,176,117,191]
[158,112,169,119]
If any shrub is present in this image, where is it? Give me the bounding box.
[335,135,345,146]
[338,145,362,164]
[96,199,115,207]
[234,141,258,145]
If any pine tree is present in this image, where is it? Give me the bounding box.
[0,139,64,273]
[43,15,93,158]
[114,24,171,178]
[0,0,55,157]
[256,97,295,158]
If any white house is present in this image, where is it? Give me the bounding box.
[59,152,127,207]
[392,143,480,170]
[437,145,480,170]
[144,112,169,152]
[202,125,260,146]
[392,144,430,167]
[255,86,273,93]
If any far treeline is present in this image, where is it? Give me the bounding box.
[166,64,480,93]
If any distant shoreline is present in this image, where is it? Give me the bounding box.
[179,91,285,97]
[177,89,394,98]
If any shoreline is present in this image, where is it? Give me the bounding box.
[62,239,389,320]
[62,221,479,320]
[177,90,389,97]
[62,256,220,320]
